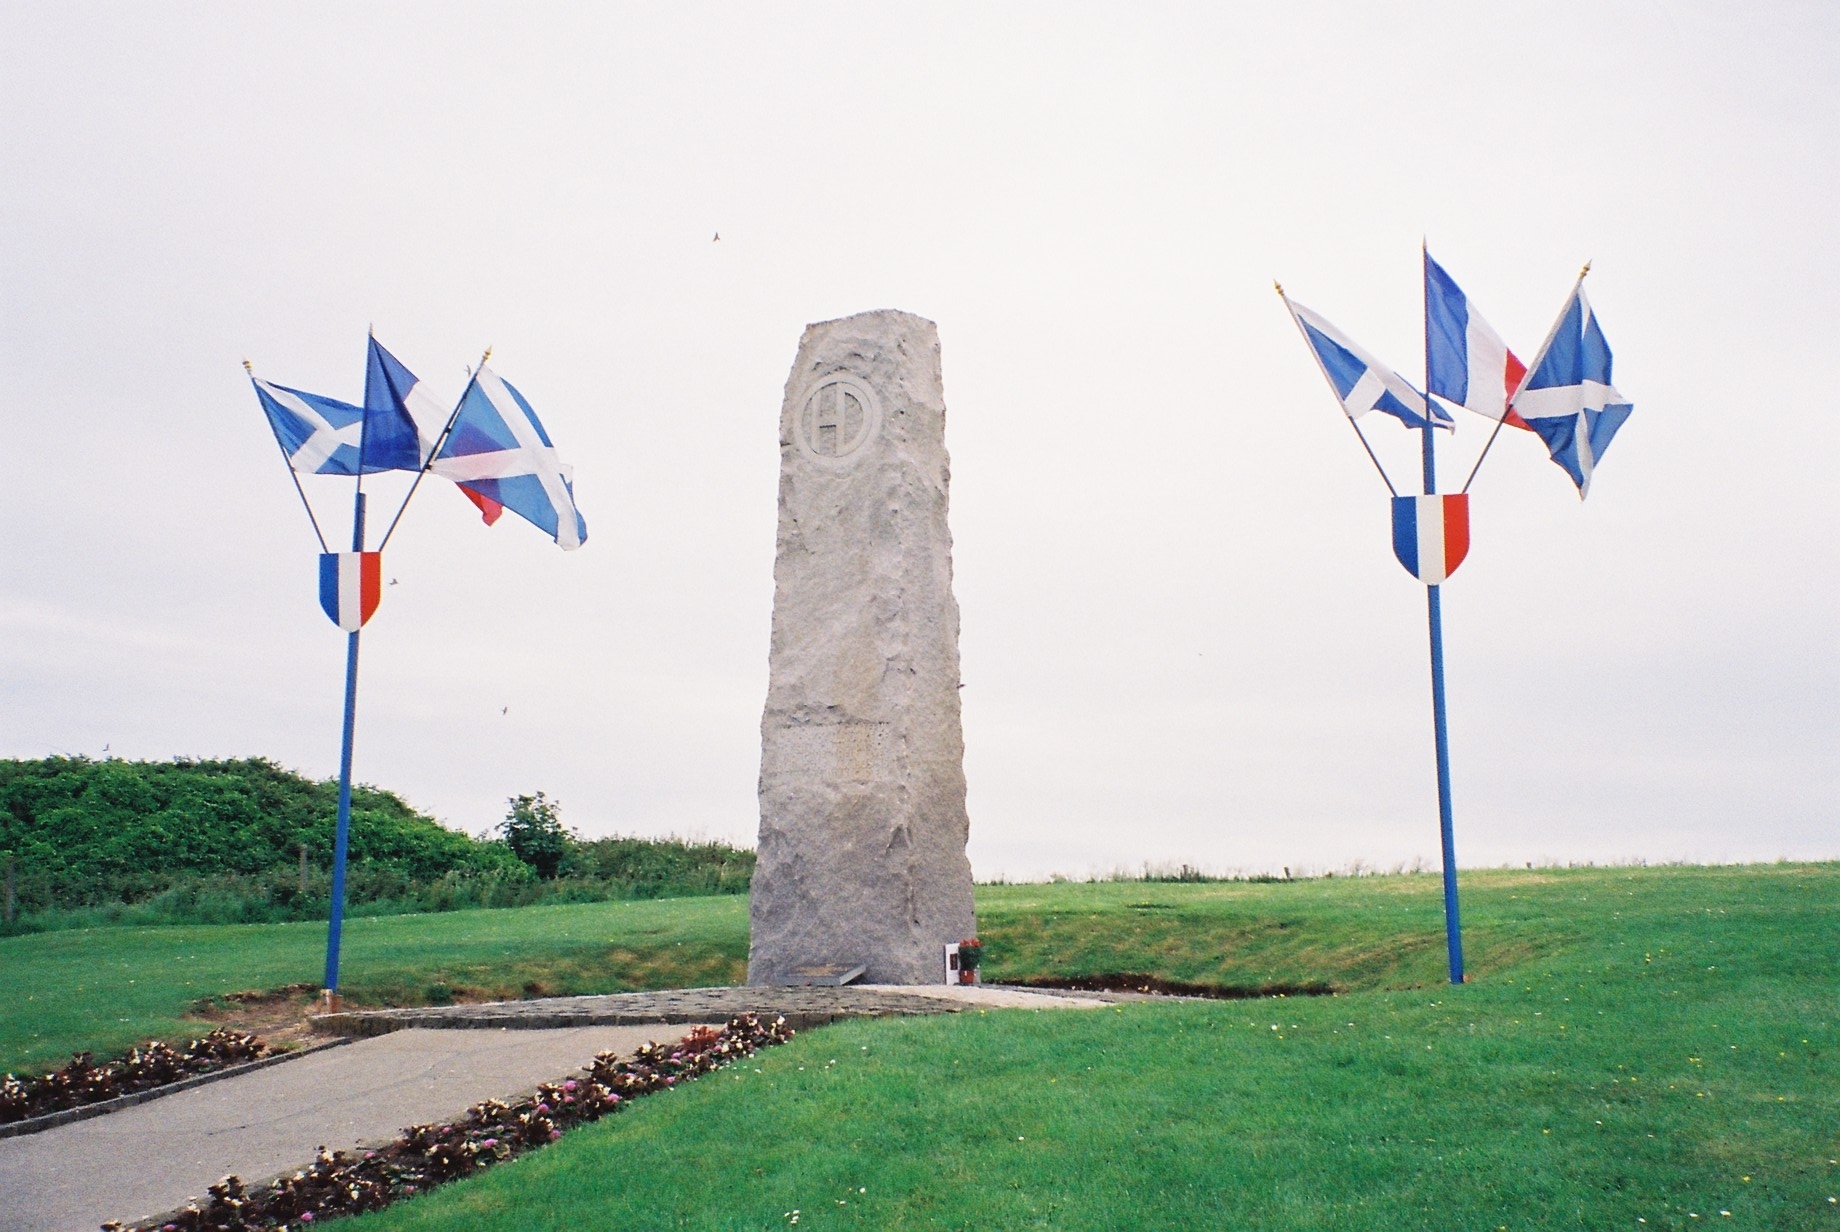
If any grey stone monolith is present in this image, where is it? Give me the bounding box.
[746,309,977,986]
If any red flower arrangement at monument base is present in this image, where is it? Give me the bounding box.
[957,938,982,984]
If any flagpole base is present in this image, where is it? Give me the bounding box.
[318,989,343,1015]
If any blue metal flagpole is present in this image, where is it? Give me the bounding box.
[1422,250,1465,985]
[323,491,365,1008]
[1427,571,1464,984]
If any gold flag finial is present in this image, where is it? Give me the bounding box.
[1273,280,1285,297]
[242,358,253,375]
[1580,259,1593,279]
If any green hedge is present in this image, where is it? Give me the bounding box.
[0,756,520,916]
[0,757,756,934]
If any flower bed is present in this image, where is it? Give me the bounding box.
[1,1030,268,1123]
[103,1013,794,1232]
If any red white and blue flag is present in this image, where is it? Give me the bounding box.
[1424,250,1529,429]
[1391,495,1470,585]
[319,551,382,631]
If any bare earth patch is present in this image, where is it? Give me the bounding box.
[183,985,324,1050]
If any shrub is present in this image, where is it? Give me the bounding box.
[498,792,571,880]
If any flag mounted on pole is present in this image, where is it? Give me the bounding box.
[247,337,589,1013]
[1280,294,1452,432]
[1511,273,1634,498]
[1424,251,1529,428]
[429,365,588,549]
[363,335,447,470]
[1278,252,1637,988]
[252,381,373,477]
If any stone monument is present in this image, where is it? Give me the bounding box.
[747,309,977,986]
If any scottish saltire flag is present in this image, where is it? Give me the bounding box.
[363,335,448,470]
[1424,251,1529,429]
[252,379,373,476]
[252,368,430,477]
[1391,494,1470,584]
[429,365,587,549]
[319,551,382,631]
[1511,281,1634,497]
[1282,295,1453,431]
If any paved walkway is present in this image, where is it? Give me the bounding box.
[0,1025,705,1232]
[312,981,1117,1035]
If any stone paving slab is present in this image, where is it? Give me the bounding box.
[856,984,1114,1010]
[0,1025,705,1232]
[311,983,1122,1037]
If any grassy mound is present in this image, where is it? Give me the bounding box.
[0,757,753,933]
[0,757,517,919]
[360,866,1840,1228]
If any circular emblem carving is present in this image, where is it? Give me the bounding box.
[793,373,881,463]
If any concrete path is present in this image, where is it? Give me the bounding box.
[856,983,1112,1010]
[0,1025,707,1232]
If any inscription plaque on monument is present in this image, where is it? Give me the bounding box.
[747,309,977,986]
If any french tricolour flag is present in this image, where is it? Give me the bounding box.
[318,552,382,631]
[1424,250,1529,429]
[1391,494,1470,585]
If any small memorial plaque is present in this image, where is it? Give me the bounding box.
[772,963,868,987]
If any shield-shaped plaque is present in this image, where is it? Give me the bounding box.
[1390,494,1470,585]
[318,551,382,631]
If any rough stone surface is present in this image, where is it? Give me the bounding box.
[748,309,977,986]
[310,985,1123,1039]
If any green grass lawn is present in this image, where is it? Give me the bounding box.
[0,894,750,1073]
[6,864,1838,1229]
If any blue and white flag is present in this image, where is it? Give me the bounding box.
[1511,279,1633,498]
[252,379,374,476]
[253,359,435,478]
[429,365,587,550]
[363,335,448,470]
[1282,294,1452,431]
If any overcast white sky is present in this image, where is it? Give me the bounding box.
[2,3,1834,879]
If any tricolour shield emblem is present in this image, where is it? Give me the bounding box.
[318,552,382,631]
[1390,494,1470,584]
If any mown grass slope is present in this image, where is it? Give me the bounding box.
[0,895,750,1073]
[321,862,1834,1231]
[6,863,1837,1228]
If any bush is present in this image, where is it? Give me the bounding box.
[499,793,571,880]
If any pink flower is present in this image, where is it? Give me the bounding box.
[549,1130,562,1141]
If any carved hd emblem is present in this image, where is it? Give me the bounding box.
[794,373,881,462]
